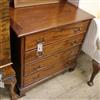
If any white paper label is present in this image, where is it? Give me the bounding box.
[0,81,4,88]
[37,42,43,52]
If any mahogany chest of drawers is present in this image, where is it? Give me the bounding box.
[10,2,94,96]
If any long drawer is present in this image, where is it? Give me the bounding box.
[24,45,80,76]
[25,34,84,63]
[25,20,89,51]
[24,55,77,87]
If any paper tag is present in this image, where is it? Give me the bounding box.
[0,81,4,88]
[37,42,43,52]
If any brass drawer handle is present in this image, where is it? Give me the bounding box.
[33,66,44,72]
[66,61,71,65]
[37,52,44,56]
[55,28,65,32]
[33,66,41,71]
[33,66,40,72]
[70,40,77,46]
[59,28,65,32]
[37,66,44,71]
[73,27,81,33]
[73,40,77,43]
[37,37,45,43]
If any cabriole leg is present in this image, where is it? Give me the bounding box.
[87,60,100,86]
[5,76,17,100]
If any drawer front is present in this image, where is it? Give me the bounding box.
[24,56,76,86]
[25,34,84,63]
[24,45,80,76]
[25,20,89,51]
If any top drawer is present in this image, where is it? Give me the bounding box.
[25,20,90,51]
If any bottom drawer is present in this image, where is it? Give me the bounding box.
[23,56,76,87]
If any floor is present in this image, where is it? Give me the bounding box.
[0,53,100,100]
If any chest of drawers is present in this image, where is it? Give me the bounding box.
[10,2,94,96]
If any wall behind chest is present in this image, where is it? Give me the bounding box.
[68,0,100,18]
[79,0,100,18]
[68,0,79,6]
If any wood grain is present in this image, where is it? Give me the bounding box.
[24,45,80,76]
[25,34,84,63]
[10,3,94,37]
[0,65,15,78]
[24,55,77,86]
[0,0,11,67]
[0,41,11,65]
[25,20,89,51]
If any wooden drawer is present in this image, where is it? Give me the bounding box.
[24,45,80,76]
[25,20,89,51]
[24,56,76,86]
[25,34,84,63]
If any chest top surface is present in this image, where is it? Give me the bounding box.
[10,2,94,37]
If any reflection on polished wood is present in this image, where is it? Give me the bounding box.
[10,2,94,37]
[10,2,94,96]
